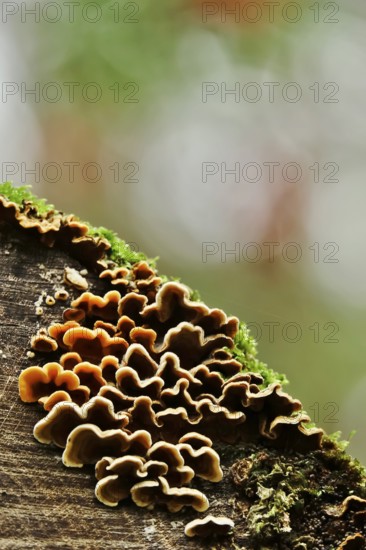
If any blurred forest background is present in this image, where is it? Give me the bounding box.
[1,1,366,460]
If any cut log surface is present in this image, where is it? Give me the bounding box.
[2,223,365,550]
[0,225,245,550]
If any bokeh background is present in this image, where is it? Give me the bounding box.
[1,1,366,460]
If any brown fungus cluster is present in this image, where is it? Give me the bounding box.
[18,275,324,537]
[0,195,110,270]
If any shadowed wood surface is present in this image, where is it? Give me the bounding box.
[0,224,250,550]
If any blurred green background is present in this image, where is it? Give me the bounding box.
[1,1,365,460]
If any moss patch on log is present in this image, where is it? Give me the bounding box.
[230,436,366,549]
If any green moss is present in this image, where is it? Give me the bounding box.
[87,225,153,267]
[0,182,55,215]
[231,437,366,546]
[230,322,288,386]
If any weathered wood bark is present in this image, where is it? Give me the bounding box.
[0,225,247,550]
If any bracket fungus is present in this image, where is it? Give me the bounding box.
[18,362,89,408]
[184,515,235,538]
[17,275,325,536]
[337,534,366,550]
[99,261,162,302]
[34,396,129,447]
[30,331,58,353]
[7,188,335,541]
[63,267,89,291]
[95,455,168,507]
[62,425,152,467]
[130,476,209,513]
[71,290,121,321]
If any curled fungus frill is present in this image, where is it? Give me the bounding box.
[18,278,324,537]
[337,534,365,550]
[184,515,235,538]
[0,195,110,269]
[93,434,221,510]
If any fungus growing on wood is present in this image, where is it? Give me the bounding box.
[60,352,83,370]
[94,456,164,507]
[99,266,130,287]
[19,362,83,405]
[0,191,110,269]
[63,308,86,323]
[38,387,90,410]
[122,343,159,379]
[125,395,161,437]
[99,261,162,302]
[99,355,120,384]
[18,274,324,535]
[327,495,366,518]
[30,331,58,353]
[131,476,209,513]
[184,515,234,538]
[71,290,121,321]
[34,396,129,447]
[72,362,107,395]
[62,425,152,467]
[54,289,69,302]
[45,295,56,306]
[6,185,343,543]
[62,327,128,362]
[176,438,223,482]
[48,321,80,349]
[337,534,366,550]
[98,385,135,412]
[145,441,195,486]
[93,320,117,336]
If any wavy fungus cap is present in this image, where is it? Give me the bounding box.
[94,456,169,507]
[31,332,58,353]
[19,363,83,404]
[33,396,129,447]
[184,515,235,538]
[131,476,209,513]
[62,424,152,467]
[100,261,162,302]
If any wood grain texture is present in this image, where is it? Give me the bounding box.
[0,224,250,550]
